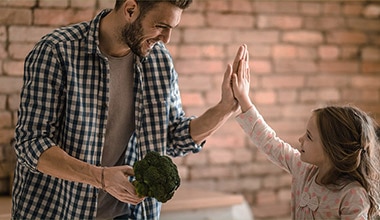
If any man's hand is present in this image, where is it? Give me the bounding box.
[102,166,145,205]
[37,146,144,205]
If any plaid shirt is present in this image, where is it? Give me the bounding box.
[13,9,202,220]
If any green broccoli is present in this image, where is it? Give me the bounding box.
[132,151,181,203]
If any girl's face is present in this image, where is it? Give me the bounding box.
[298,114,332,170]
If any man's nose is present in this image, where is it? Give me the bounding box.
[159,29,172,44]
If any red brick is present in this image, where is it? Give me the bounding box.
[0,95,6,110]
[184,152,208,166]
[258,15,302,30]
[190,165,233,179]
[8,26,54,43]
[181,92,205,107]
[8,94,20,111]
[232,148,254,164]
[341,46,360,59]
[178,75,212,91]
[351,76,380,88]
[239,162,284,176]
[0,0,36,7]
[297,46,318,60]
[363,4,380,18]
[207,13,254,28]
[0,129,14,145]
[276,2,299,14]
[34,8,94,25]
[237,30,279,44]
[70,0,96,8]
[206,0,229,12]
[306,75,349,88]
[361,61,380,74]
[304,17,345,30]
[300,2,322,15]
[209,149,234,165]
[8,43,35,60]
[3,60,24,76]
[343,3,364,16]
[200,45,224,59]
[319,61,359,74]
[327,31,367,44]
[177,45,202,59]
[253,202,290,218]
[176,165,189,180]
[253,91,276,105]
[183,28,232,43]
[283,31,323,44]
[252,60,271,74]
[278,90,297,104]
[98,0,115,9]
[39,0,69,8]
[347,18,380,31]
[176,59,225,75]
[318,45,339,60]
[247,45,271,58]
[0,77,23,93]
[0,111,12,129]
[273,45,297,59]
[256,190,277,205]
[274,60,317,73]
[231,0,253,13]
[362,47,380,61]
[323,2,341,15]
[318,88,340,101]
[252,1,277,13]
[0,26,5,42]
[262,174,291,189]
[180,12,205,28]
[0,43,6,59]
[0,8,32,25]
[206,132,246,149]
[341,89,380,103]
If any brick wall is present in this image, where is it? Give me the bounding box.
[0,0,379,219]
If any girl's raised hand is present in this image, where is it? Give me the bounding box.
[232,45,253,112]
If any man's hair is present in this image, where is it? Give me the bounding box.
[114,0,192,16]
[313,105,380,218]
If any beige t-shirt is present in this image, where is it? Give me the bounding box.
[97,52,135,219]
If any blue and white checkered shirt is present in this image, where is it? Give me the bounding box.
[13,9,203,220]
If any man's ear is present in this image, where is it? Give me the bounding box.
[123,0,137,19]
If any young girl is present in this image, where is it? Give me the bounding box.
[231,48,380,219]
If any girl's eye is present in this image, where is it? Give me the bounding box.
[307,134,312,141]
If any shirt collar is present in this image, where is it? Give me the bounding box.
[85,9,112,55]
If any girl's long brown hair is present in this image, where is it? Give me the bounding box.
[313,106,380,218]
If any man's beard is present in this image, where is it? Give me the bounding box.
[121,17,148,58]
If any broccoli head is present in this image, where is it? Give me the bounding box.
[132,151,181,203]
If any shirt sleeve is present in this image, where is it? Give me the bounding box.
[235,105,302,175]
[14,40,65,172]
[340,186,370,220]
[165,65,204,157]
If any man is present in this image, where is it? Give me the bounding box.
[13,0,248,219]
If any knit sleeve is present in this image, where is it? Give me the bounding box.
[235,105,303,175]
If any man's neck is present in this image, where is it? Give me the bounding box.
[99,10,131,57]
